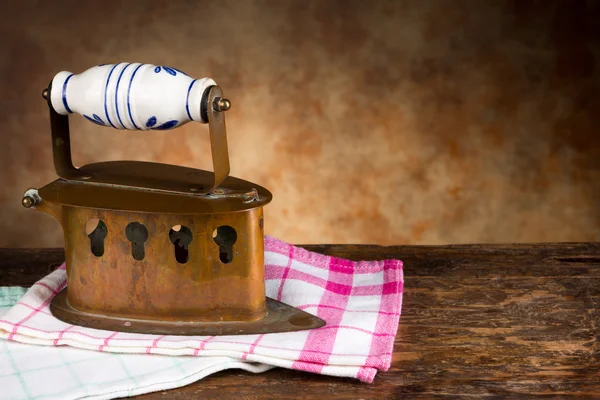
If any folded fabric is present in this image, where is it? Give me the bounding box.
[0,236,403,398]
[0,294,273,400]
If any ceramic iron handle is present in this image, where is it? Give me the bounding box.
[43,62,231,191]
[48,63,225,130]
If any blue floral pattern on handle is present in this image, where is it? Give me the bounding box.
[84,114,105,126]
[153,66,178,76]
[163,66,177,76]
[74,64,191,131]
[152,120,178,130]
[146,116,157,127]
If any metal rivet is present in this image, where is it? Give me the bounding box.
[42,88,49,100]
[213,97,231,112]
[22,196,35,208]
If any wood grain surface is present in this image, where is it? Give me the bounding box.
[0,243,598,398]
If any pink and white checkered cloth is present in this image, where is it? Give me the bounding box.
[0,236,403,383]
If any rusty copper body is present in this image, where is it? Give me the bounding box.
[22,83,325,335]
[57,190,266,323]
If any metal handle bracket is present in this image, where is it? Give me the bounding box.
[43,83,231,194]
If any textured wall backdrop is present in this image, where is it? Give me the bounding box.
[1,0,599,247]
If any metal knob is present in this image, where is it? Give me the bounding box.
[22,195,35,208]
[22,189,40,208]
[214,97,231,112]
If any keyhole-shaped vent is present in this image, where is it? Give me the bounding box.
[212,226,237,264]
[125,222,148,261]
[85,219,108,257]
[169,225,193,264]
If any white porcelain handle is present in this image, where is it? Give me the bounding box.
[48,63,217,131]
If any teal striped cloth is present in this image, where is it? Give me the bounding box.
[0,286,271,400]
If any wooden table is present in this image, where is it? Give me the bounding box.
[1,243,599,398]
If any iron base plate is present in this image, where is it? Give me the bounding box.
[50,289,325,336]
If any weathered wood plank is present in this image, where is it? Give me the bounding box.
[3,244,600,282]
[0,244,599,398]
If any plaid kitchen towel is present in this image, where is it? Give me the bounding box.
[0,289,274,400]
[0,236,403,398]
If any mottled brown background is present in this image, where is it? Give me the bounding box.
[1,0,599,247]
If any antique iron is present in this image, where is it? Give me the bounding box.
[21,62,325,335]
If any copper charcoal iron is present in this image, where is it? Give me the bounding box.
[21,62,325,335]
